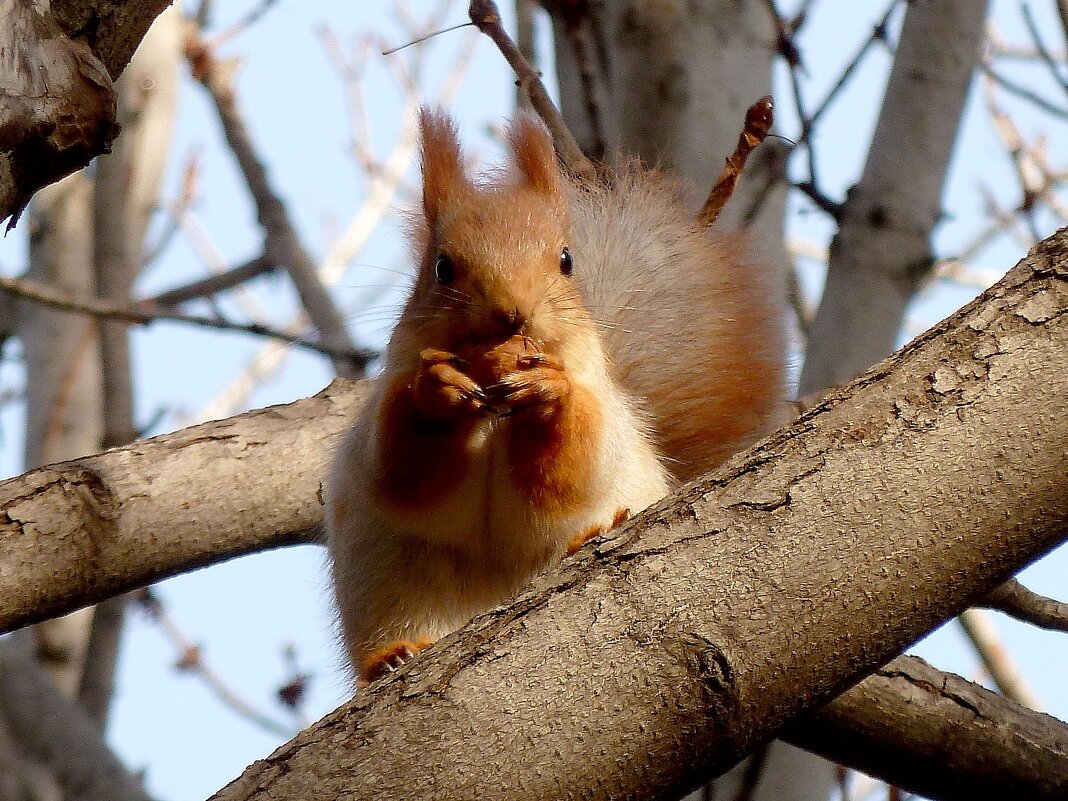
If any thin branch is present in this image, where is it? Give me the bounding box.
[184,25,361,377]
[1020,3,1068,101]
[150,255,277,306]
[698,96,775,228]
[133,589,297,739]
[468,0,598,180]
[793,179,842,217]
[803,0,900,141]
[140,151,201,270]
[958,608,1043,710]
[0,275,373,368]
[979,63,1068,119]
[206,0,281,49]
[983,578,1068,634]
[731,745,771,801]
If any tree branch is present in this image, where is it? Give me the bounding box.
[150,256,277,306]
[958,608,1043,709]
[0,0,173,226]
[0,275,373,369]
[983,578,1068,634]
[799,0,990,394]
[0,378,371,635]
[183,24,360,377]
[787,655,1068,801]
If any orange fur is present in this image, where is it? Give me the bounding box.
[507,382,599,518]
[375,373,482,511]
[358,637,436,688]
[566,507,630,556]
[326,107,786,689]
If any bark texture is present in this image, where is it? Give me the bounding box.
[799,0,991,394]
[201,232,1068,801]
[0,0,173,226]
[0,380,371,635]
[788,655,1068,801]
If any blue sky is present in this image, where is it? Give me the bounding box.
[1,2,1066,799]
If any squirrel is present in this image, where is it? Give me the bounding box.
[326,107,787,687]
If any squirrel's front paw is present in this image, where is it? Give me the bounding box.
[487,351,571,420]
[412,348,489,420]
[358,638,436,688]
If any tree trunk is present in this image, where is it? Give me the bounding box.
[799,0,991,394]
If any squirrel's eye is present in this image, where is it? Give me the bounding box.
[434,253,455,285]
[559,247,574,277]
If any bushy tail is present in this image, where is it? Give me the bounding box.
[572,169,789,483]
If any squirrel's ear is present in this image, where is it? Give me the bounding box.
[420,107,467,224]
[508,114,564,198]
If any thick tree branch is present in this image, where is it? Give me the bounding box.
[192,230,1063,799]
[0,0,173,226]
[0,379,371,635]
[788,655,1068,801]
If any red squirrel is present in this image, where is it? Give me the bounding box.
[326,108,787,687]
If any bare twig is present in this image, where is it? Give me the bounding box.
[1020,4,1068,102]
[803,0,901,139]
[184,25,361,377]
[983,578,1068,634]
[979,64,1068,119]
[793,179,842,217]
[150,255,277,306]
[206,0,281,49]
[141,152,201,270]
[958,608,1043,710]
[698,96,775,228]
[0,275,373,368]
[133,589,296,739]
[468,0,598,180]
[731,745,771,801]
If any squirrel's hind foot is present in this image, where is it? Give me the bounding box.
[566,507,630,556]
[358,637,436,688]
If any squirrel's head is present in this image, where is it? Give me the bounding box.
[397,107,593,356]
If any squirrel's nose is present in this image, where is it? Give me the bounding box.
[493,307,527,335]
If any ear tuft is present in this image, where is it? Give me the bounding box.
[420,106,468,225]
[508,114,564,198]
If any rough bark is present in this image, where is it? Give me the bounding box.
[0,0,173,226]
[788,655,1068,801]
[799,0,991,394]
[0,379,371,635]
[199,229,1068,800]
